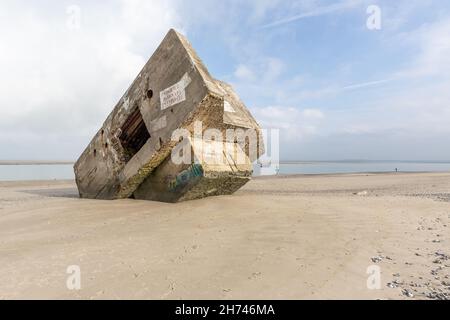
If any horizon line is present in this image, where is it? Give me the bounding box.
[2,159,450,165]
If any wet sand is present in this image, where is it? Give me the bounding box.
[0,172,449,300]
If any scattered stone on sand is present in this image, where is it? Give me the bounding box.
[426,291,450,300]
[431,267,443,276]
[371,256,383,263]
[370,253,393,264]
[402,288,414,298]
[387,282,398,288]
[387,280,403,288]
[434,251,449,261]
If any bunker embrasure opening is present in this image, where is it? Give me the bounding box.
[119,107,150,162]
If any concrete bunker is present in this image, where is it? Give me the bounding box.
[74,29,264,203]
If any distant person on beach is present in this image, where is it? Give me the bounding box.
[395,168,398,172]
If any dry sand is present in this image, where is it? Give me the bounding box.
[0,172,449,300]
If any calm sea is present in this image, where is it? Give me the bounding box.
[271,161,450,175]
[0,164,75,181]
[0,161,450,181]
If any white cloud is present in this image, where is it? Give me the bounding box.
[1,0,450,161]
[264,58,285,82]
[251,106,325,141]
[382,0,434,32]
[412,19,450,76]
[233,57,284,83]
[234,64,255,81]
[341,78,395,91]
[260,0,362,29]
[0,0,181,159]
[302,109,324,119]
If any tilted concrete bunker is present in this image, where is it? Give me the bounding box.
[74,29,264,203]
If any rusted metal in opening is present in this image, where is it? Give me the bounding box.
[119,107,150,162]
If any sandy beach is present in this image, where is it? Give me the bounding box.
[0,172,449,300]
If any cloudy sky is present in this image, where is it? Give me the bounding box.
[1,0,449,161]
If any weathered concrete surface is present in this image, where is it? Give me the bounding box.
[134,137,253,203]
[74,29,263,202]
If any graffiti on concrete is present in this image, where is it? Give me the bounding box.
[168,164,204,191]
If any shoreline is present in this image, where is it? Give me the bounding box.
[280,160,450,164]
[255,171,450,179]
[2,159,450,166]
[0,170,449,184]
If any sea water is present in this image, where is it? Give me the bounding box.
[1,161,450,181]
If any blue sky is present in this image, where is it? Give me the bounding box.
[1,0,449,160]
